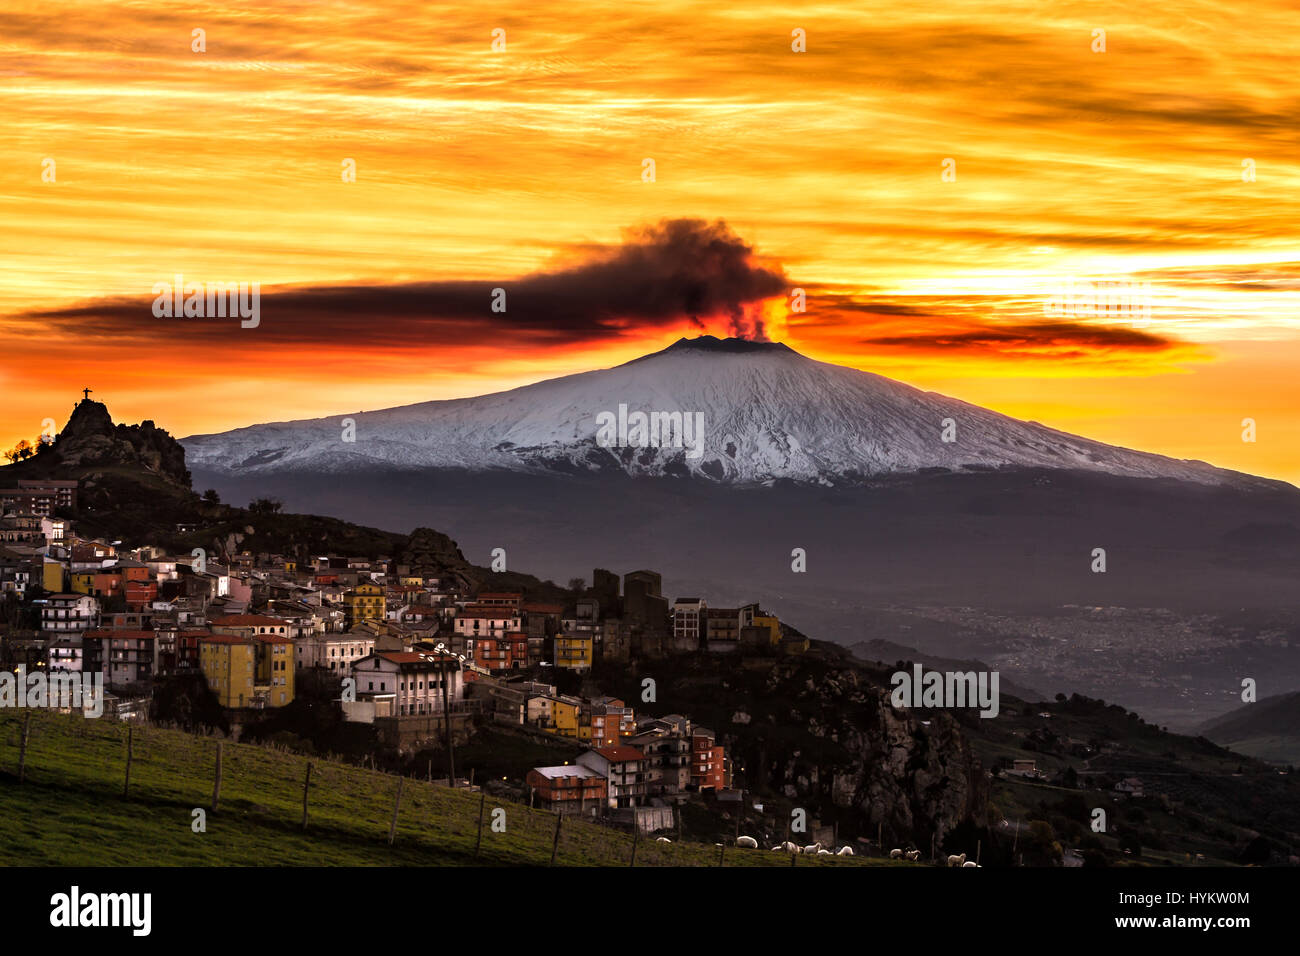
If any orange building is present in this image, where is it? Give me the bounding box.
[525,764,608,816]
[691,728,726,792]
[473,632,529,672]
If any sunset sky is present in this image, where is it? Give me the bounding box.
[3,1,1298,482]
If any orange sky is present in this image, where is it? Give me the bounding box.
[2,1,1298,482]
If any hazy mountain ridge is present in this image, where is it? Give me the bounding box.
[1198,691,1300,765]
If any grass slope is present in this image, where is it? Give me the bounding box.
[0,711,881,867]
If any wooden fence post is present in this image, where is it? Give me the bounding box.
[301,762,313,829]
[388,776,403,845]
[550,813,563,865]
[123,724,134,799]
[474,791,487,856]
[17,712,31,784]
[718,843,725,867]
[630,823,639,867]
[211,740,223,811]
[440,660,455,787]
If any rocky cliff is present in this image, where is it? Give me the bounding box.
[49,399,191,486]
[611,650,988,848]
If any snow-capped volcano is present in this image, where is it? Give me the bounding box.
[181,335,1255,487]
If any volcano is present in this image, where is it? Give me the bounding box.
[182,336,1300,662]
[181,336,1278,490]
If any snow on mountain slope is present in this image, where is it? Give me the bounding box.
[181,336,1258,487]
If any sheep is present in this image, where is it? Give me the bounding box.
[817,848,832,855]
[735,836,759,849]
[779,841,800,853]
[905,850,921,861]
[837,846,854,856]
[946,853,967,867]
[889,848,904,859]
[655,837,672,844]
[802,842,823,854]
[962,861,980,867]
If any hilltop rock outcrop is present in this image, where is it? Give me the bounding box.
[49,399,191,487]
[398,527,479,590]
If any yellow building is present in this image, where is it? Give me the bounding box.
[200,634,296,709]
[200,636,257,708]
[43,560,65,592]
[69,571,94,595]
[254,635,296,707]
[555,634,593,671]
[753,613,782,646]
[551,696,591,741]
[343,582,386,628]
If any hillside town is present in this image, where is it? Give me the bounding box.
[0,486,811,830]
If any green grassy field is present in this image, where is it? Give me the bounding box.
[0,711,886,867]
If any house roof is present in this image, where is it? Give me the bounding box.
[367,651,460,668]
[252,633,294,644]
[530,765,602,780]
[459,605,518,618]
[211,614,290,627]
[592,746,644,763]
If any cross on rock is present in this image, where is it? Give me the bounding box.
[82,387,92,401]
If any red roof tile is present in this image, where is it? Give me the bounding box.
[593,746,644,762]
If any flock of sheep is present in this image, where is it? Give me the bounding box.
[759,839,855,856]
[652,834,980,865]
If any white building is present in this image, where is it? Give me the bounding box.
[671,598,706,644]
[351,651,464,717]
[296,632,375,673]
[47,635,85,672]
[577,745,648,809]
[41,593,99,634]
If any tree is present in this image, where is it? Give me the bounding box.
[248,497,282,515]
[201,489,221,504]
